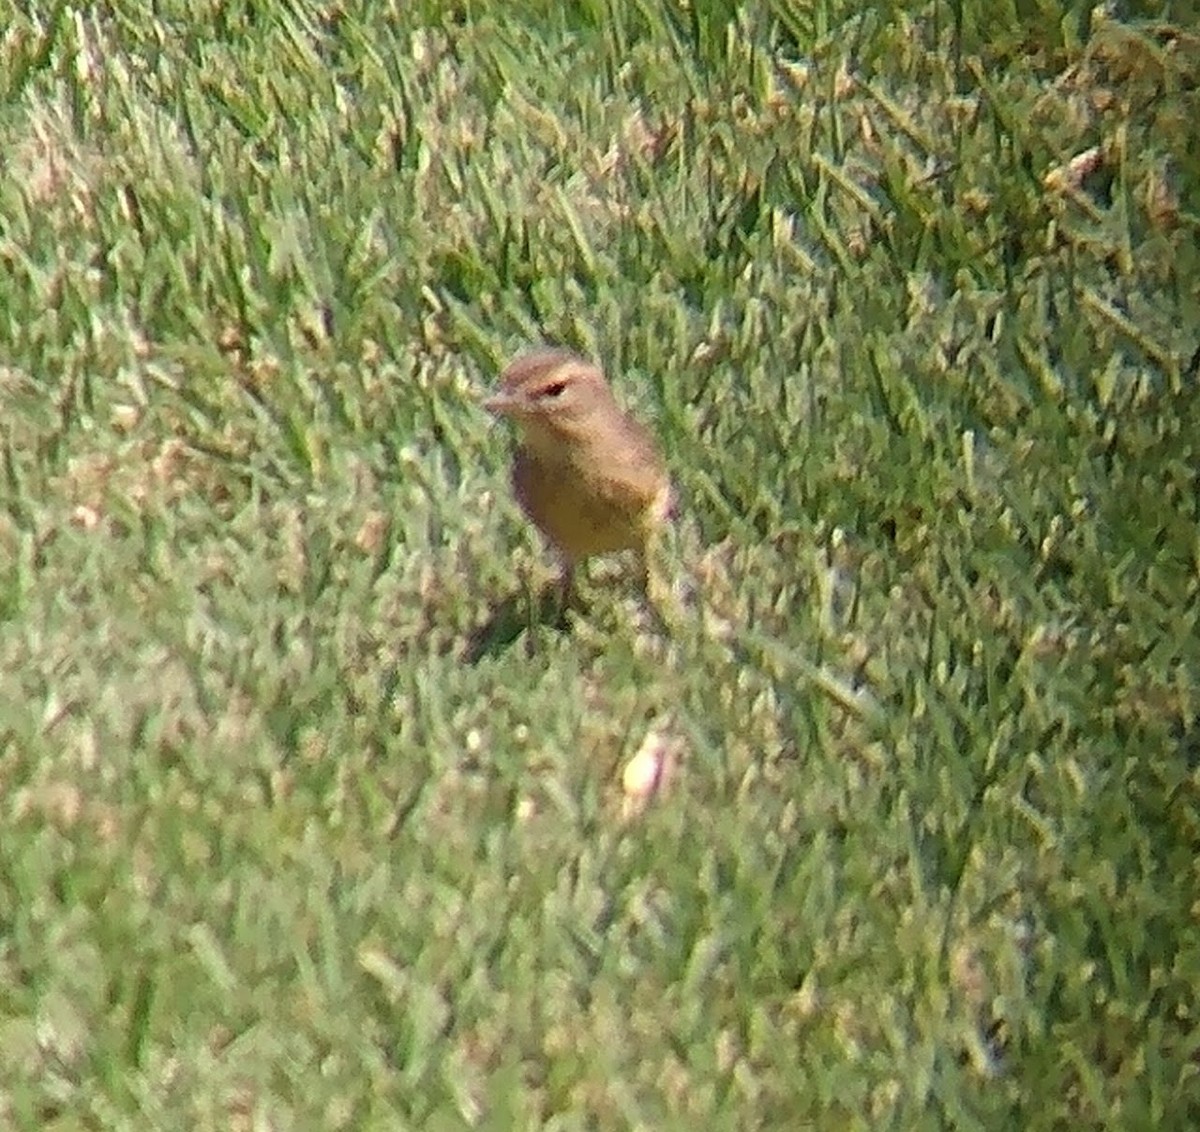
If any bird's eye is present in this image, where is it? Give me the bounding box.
[540,381,568,399]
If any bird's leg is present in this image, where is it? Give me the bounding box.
[633,543,658,622]
[558,559,576,608]
[543,557,576,627]
[634,544,651,599]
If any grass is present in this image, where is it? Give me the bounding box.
[1,0,1198,1127]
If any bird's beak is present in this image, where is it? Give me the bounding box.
[483,390,522,417]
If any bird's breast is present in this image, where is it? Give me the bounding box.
[511,445,667,560]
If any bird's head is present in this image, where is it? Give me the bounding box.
[484,350,618,453]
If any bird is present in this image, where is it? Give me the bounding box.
[484,348,672,606]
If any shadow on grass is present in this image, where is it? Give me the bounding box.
[463,578,577,663]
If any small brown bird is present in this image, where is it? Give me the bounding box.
[485,349,672,600]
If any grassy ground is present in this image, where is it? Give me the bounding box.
[1,0,1198,1128]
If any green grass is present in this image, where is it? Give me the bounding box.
[1,0,1198,1128]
